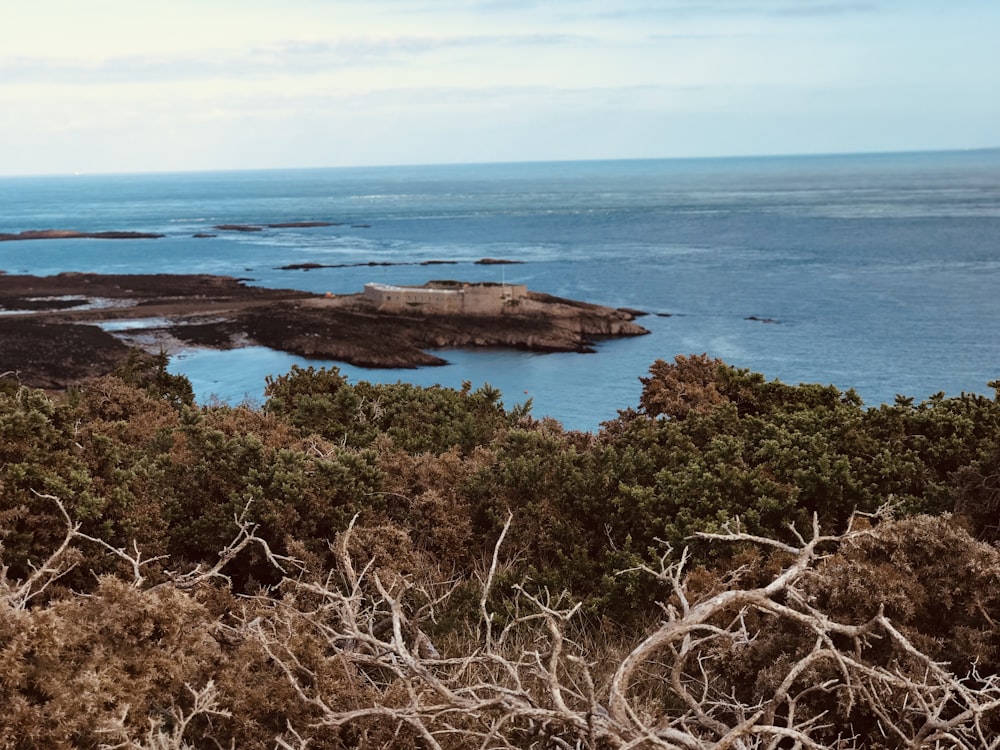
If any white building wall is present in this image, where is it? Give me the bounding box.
[363,282,526,313]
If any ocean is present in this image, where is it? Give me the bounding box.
[2,150,999,432]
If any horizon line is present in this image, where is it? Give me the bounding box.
[3,145,998,180]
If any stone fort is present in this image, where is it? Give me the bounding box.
[363,281,528,314]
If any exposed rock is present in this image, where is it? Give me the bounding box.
[0,272,307,306]
[0,229,164,241]
[277,259,462,271]
[214,224,264,232]
[278,263,329,271]
[266,221,339,228]
[476,258,524,265]
[0,319,132,388]
[0,223,341,242]
[0,273,649,389]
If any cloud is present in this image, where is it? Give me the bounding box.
[768,2,875,16]
[336,0,877,13]
[591,0,879,20]
[0,32,590,86]
[646,31,769,40]
[279,0,879,23]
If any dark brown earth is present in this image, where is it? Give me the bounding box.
[0,319,132,389]
[0,272,648,390]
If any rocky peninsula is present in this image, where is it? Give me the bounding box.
[0,273,648,390]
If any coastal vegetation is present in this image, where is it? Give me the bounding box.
[3,353,1000,747]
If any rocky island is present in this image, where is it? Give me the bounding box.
[0,222,343,242]
[0,273,648,390]
[0,229,165,242]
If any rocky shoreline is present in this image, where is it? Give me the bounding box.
[0,273,648,390]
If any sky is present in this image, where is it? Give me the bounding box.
[1,0,997,175]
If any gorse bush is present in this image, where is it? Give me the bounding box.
[4,354,1000,604]
[2,353,1000,747]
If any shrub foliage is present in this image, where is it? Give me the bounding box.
[2,354,1000,747]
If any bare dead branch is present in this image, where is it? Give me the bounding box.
[479,509,513,650]
[1,491,83,609]
[161,497,304,590]
[12,495,999,749]
[97,681,232,750]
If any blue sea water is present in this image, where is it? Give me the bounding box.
[2,150,999,432]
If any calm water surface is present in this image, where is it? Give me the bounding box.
[2,150,999,431]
